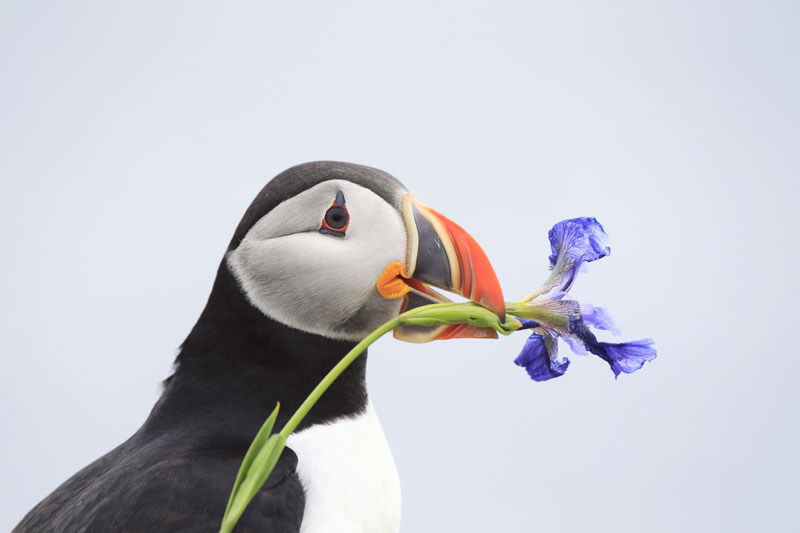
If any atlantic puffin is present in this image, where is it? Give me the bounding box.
[15,161,505,533]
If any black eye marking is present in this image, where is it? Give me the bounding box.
[319,191,349,237]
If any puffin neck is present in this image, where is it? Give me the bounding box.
[140,262,369,446]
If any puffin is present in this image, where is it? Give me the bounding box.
[15,161,505,533]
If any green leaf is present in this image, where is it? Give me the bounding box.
[220,434,287,533]
[221,403,280,530]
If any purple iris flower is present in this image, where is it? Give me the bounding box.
[511,218,656,381]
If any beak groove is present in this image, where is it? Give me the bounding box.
[423,205,505,320]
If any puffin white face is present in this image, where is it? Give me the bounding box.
[227,179,408,341]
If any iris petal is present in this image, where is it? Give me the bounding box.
[563,336,589,356]
[514,332,570,381]
[517,318,541,330]
[600,339,657,376]
[580,303,621,336]
[549,217,609,262]
[570,321,656,378]
[531,218,611,300]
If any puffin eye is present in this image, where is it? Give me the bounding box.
[325,206,348,229]
[319,191,349,237]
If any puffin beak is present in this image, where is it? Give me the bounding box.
[376,193,506,343]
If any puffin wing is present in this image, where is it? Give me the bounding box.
[14,444,304,533]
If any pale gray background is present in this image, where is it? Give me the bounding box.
[1,1,798,532]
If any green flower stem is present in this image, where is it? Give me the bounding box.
[280,301,514,439]
[278,315,401,439]
[221,301,521,532]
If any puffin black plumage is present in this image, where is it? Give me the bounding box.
[15,162,506,533]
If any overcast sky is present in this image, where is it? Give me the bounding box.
[1,1,798,531]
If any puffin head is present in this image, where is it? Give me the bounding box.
[226,161,505,343]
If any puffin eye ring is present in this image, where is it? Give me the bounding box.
[319,191,349,237]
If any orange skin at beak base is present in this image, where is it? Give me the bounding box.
[376,262,411,299]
